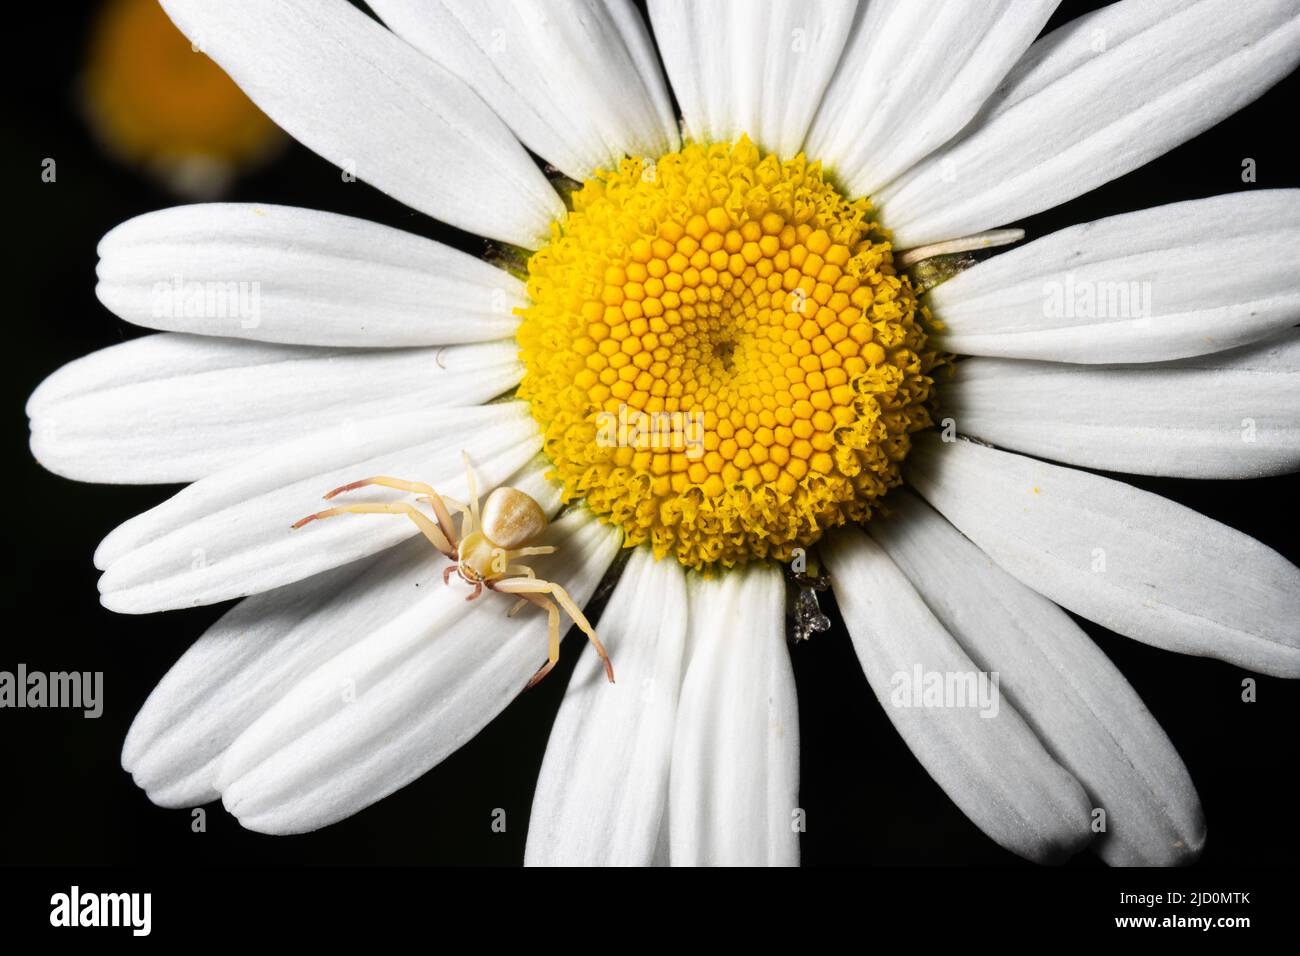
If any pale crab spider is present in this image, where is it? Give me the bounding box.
[292,454,614,689]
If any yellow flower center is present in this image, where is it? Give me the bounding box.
[517,137,937,569]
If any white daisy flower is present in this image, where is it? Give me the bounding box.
[26,0,1300,867]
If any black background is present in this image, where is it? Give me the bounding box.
[2,0,1297,870]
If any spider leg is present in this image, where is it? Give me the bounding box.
[493,560,536,616]
[499,566,536,617]
[510,546,556,558]
[488,564,535,616]
[515,591,561,689]
[321,476,460,549]
[460,452,482,538]
[292,501,454,560]
[494,578,614,684]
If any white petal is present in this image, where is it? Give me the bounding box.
[27,333,307,415]
[96,403,541,612]
[879,0,1300,248]
[122,456,560,808]
[806,0,1058,198]
[160,0,562,246]
[667,563,799,866]
[525,546,688,865]
[96,204,526,347]
[870,491,1204,866]
[928,190,1300,364]
[217,510,621,834]
[908,435,1300,677]
[823,527,1093,864]
[29,336,521,485]
[945,331,1300,479]
[647,0,856,159]
[123,540,434,808]
[369,0,678,180]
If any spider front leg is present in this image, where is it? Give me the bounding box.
[293,500,455,560]
[460,452,483,538]
[493,577,615,685]
[320,475,460,551]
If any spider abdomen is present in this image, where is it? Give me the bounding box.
[481,487,547,550]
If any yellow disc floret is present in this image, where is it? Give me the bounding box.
[517,137,937,569]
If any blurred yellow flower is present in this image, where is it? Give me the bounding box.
[82,0,285,196]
